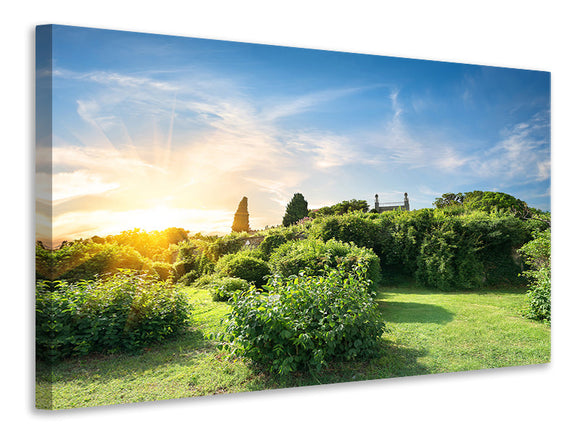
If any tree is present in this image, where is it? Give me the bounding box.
[434,190,530,215]
[463,191,527,214]
[309,199,369,218]
[283,193,309,226]
[433,192,464,208]
[232,197,251,233]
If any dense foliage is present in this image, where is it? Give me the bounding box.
[172,241,215,284]
[218,263,385,374]
[208,276,251,302]
[269,238,381,290]
[36,271,191,361]
[434,190,528,214]
[519,228,551,321]
[36,240,150,282]
[415,221,483,291]
[309,208,546,290]
[215,251,271,287]
[282,193,309,226]
[102,227,189,259]
[309,199,369,218]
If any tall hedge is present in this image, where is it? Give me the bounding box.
[308,208,539,290]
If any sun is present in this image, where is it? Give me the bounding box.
[131,204,178,232]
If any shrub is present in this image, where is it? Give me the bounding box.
[415,221,483,291]
[150,261,173,281]
[259,233,289,260]
[35,271,191,361]
[68,243,148,281]
[309,199,369,218]
[205,234,246,261]
[310,213,377,250]
[217,263,385,374]
[309,209,435,277]
[460,212,528,285]
[269,238,381,290]
[215,252,270,287]
[208,277,250,302]
[519,228,551,321]
[173,253,215,283]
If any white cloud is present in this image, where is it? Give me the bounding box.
[475,111,550,182]
[262,87,365,122]
[53,170,120,201]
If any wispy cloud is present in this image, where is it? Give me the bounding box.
[475,111,550,182]
[378,90,472,171]
[262,87,366,122]
[53,170,120,202]
[51,68,381,240]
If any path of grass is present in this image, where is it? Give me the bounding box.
[36,282,550,409]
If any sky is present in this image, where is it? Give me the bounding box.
[36,25,551,246]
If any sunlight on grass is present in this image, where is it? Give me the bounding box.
[37,283,550,409]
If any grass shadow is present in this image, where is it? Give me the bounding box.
[36,326,211,385]
[267,339,431,390]
[377,277,528,297]
[378,300,454,325]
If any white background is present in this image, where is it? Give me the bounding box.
[2,1,578,433]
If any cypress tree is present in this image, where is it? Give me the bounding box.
[232,197,250,233]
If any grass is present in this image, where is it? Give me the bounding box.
[36,281,550,410]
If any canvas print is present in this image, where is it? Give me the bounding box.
[35,25,551,410]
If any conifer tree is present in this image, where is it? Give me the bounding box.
[282,193,309,226]
[232,197,250,233]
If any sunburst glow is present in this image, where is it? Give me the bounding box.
[38,26,550,248]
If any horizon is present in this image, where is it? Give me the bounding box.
[36,25,551,248]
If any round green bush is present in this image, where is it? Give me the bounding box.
[216,252,270,287]
[219,263,385,374]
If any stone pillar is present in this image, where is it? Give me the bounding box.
[231,196,250,233]
[374,194,380,212]
[404,192,409,211]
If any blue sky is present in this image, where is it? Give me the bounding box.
[40,25,550,243]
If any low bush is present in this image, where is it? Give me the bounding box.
[208,277,250,302]
[215,252,270,287]
[269,238,381,290]
[217,263,385,374]
[35,271,191,361]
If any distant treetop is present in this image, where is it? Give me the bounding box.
[433,190,530,214]
[309,199,369,218]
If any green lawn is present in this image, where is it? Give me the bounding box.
[36,282,550,409]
